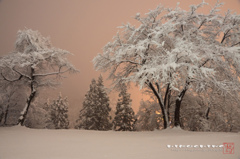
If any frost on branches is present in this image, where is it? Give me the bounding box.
[46,93,69,129]
[113,84,136,131]
[0,29,78,126]
[76,75,112,130]
[93,1,240,129]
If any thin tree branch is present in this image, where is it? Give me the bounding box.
[12,67,32,80]
[33,68,70,77]
[0,72,23,82]
[231,41,240,47]
[199,59,210,68]
[120,60,140,65]
[155,82,160,93]
[221,29,231,44]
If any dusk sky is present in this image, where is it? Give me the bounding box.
[0,0,239,124]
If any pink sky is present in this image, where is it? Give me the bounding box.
[0,0,239,125]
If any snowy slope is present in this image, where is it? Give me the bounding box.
[0,126,239,159]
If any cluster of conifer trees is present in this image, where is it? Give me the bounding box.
[75,75,136,131]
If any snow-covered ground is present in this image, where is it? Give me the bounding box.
[0,126,239,159]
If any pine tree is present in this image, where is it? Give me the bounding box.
[76,75,112,130]
[48,93,69,129]
[113,84,136,131]
[96,75,112,130]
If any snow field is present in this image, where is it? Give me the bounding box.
[0,126,239,159]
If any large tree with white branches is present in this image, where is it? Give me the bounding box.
[93,1,240,129]
[0,29,78,126]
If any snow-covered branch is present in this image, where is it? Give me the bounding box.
[12,67,32,80]
[0,72,23,82]
[33,68,71,77]
[231,42,240,47]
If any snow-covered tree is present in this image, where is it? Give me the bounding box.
[0,81,27,126]
[23,100,50,129]
[180,91,240,132]
[46,93,69,129]
[135,100,162,131]
[76,75,112,130]
[203,89,240,132]
[180,94,210,131]
[0,29,78,126]
[113,84,136,131]
[93,1,240,129]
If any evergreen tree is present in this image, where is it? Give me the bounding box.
[96,75,112,130]
[47,93,69,129]
[113,84,136,131]
[76,75,112,130]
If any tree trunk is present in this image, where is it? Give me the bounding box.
[156,98,169,129]
[161,108,169,129]
[3,104,9,125]
[174,88,188,127]
[174,79,190,127]
[17,87,36,126]
[148,82,169,129]
[166,90,171,123]
[0,112,3,125]
[164,84,171,123]
[0,102,11,126]
[0,111,6,125]
[174,98,182,127]
[17,67,36,126]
